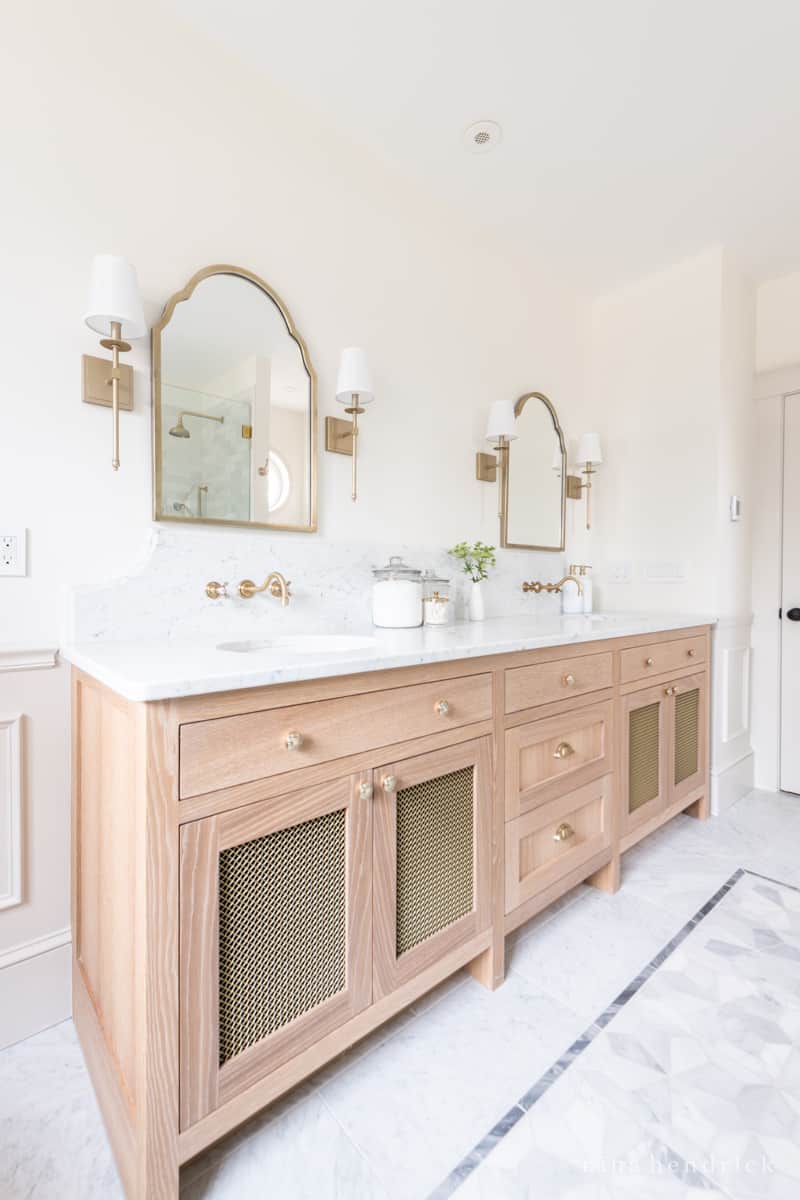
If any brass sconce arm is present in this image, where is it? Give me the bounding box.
[237,571,292,605]
[522,574,583,596]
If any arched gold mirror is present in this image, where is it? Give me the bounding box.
[152,265,317,531]
[501,391,566,551]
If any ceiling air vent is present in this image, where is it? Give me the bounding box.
[463,121,502,154]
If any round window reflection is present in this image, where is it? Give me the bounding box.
[265,450,290,513]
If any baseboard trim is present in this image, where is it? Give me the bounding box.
[711,752,754,816]
[0,938,72,1049]
[0,926,71,970]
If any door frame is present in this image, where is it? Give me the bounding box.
[179,771,372,1129]
[371,736,492,1002]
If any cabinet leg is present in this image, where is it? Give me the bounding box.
[586,856,620,894]
[468,938,505,991]
[686,793,709,821]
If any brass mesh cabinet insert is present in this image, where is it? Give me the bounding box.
[372,738,492,1002]
[179,773,372,1130]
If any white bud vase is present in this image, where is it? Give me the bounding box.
[468,580,486,622]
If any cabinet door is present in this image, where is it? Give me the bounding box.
[620,683,670,838]
[669,671,708,807]
[179,772,372,1130]
[372,737,492,1001]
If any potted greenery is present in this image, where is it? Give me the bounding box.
[448,541,496,621]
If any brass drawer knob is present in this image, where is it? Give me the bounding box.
[562,673,576,688]
[645,657,655,666]
[553,822,575,842]
[382,775,398,793]
[435,699,451,716]
[553,741,575,760]
[285,731,304,751]
[664,686,675,696]
[358,781,373,801]
[687,648,696,657]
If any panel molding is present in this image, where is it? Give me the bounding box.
[711,619,753,778]
[0,925,72,970]
[0,713,22,910]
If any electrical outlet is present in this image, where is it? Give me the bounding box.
[0,528,27,576]
[608,561,633,584]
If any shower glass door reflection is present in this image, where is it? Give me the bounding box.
[162,384,252,521]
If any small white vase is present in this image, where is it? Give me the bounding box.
[468,580,486,621]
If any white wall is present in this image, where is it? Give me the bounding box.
[572,248,756,811]
[756,271,800,372]
[0,1,587,1043]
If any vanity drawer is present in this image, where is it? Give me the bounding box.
[620,635,705,685]
[504,775,613,914]
[505,701,613,820]
[505,652,613,714]
[179,673,493,798]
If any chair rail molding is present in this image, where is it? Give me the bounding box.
[0,713,22,910]
[0,646,58,674]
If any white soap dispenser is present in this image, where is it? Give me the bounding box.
[561,564,584,615]
[581,565,594,614]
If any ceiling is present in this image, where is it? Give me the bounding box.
[168,0,800,293]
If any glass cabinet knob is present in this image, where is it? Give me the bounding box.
[562,673,576,688]
[382,775,398,793]
[435,699,450,716]
[358,781,373,801]
[645,657,655,666]
[285,731,304,751]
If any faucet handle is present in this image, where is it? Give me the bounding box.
[205,581,228,600]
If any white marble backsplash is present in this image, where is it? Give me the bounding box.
[66,525,566,642]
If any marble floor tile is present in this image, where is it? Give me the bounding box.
[0,1022,123,1200]
[319,971,587,1199]
[507,885,680,1025]
[183,1092,388,1199]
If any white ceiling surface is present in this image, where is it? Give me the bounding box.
[169,0,800,293]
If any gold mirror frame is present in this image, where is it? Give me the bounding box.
[500,391,566,551]
[151,264,317,533]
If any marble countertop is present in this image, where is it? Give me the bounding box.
[60,612,716,702]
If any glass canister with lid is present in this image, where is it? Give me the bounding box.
[422,570,452,626]
[372,556,423,628]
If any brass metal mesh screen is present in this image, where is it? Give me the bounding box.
[218,808,347,1066]
[396,765,474,958]
[629,702,660,814]
[675,688,700,785]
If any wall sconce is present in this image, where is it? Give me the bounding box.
[325,347,374,501]
[574,432,603,529]
[83,255,146,470]
[475,399,517,515]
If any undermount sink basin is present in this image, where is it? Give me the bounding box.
[216,635,377,655]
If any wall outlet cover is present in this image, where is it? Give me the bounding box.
[0,528,27,577]
[608,561,633,584]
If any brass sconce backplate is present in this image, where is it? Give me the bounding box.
[325,415,355,456]
[566,474,583,500]
[475,452,498,483]
[82,354,134,411]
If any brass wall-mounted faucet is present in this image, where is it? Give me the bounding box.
[205,571,292,605]
[521,574,583,597]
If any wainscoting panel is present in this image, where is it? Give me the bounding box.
[0,713,22,910]
[711,618,754,814]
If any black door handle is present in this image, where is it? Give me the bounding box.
[788,608,800,621]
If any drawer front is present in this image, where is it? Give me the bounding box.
[620,635,705,685]
[505,775,613,914]
[179,673,493,799]
[505,701,613,820]
[505,652,613,714]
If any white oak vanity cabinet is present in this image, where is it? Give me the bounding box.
[71,624,711,1198]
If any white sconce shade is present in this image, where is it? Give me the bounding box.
[84,255,146,340]
[336,347,374,405]
[485,399,517,443]
[576,432,603,466]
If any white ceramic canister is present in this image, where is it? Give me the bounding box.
[372,556,423,628]
[580,565,594,614]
